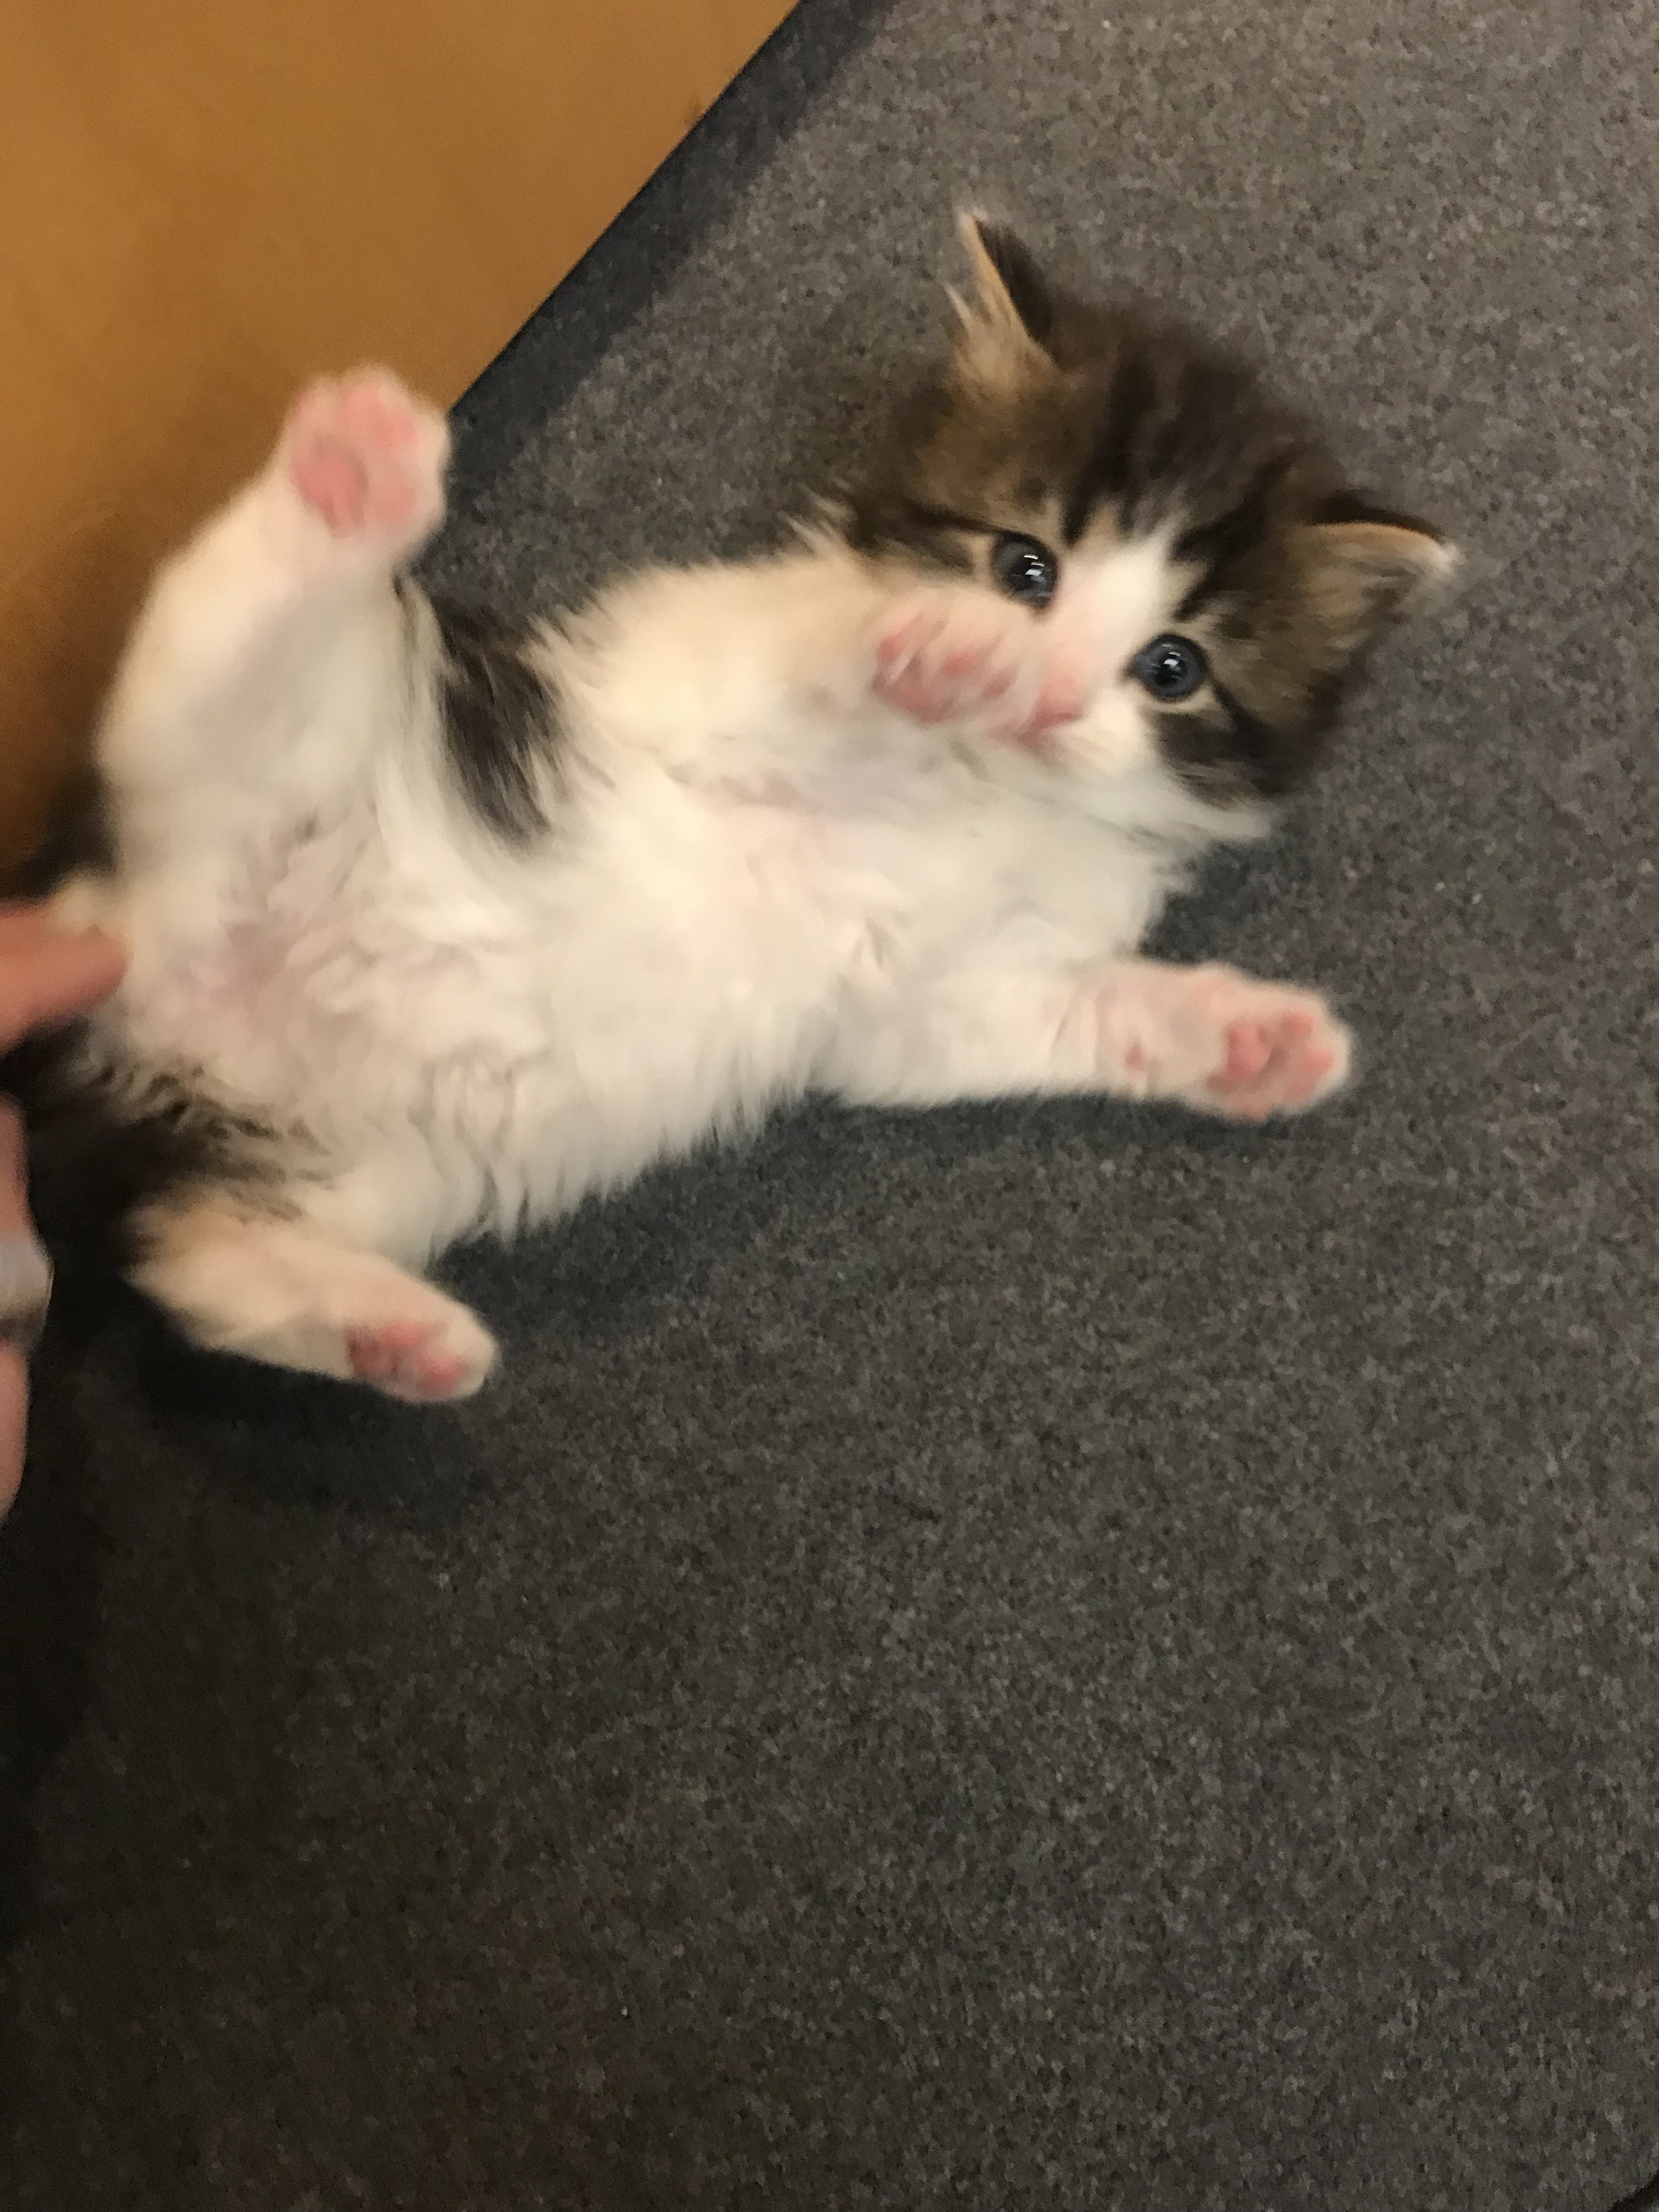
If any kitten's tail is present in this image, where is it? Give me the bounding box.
[3,776,280,1276]
[1,1023,280,1276]
[4,770,285,1283]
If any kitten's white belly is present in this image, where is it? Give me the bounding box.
[108,799,871,1252]
[103,769,1173,1260]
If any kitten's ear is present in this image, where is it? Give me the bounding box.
[957,213,1056,346]
[949,212,1056,383]
[1301,498,1459,656]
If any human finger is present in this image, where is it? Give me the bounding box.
[0,923,126,1047]
[0,1344,26,1517]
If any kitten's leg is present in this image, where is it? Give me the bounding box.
[825,957,1352,1121]
[95,370,449,804]
[584,554,1082,771]
[129,1199,498,1402]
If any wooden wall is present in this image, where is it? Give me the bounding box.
[0,1,796,857]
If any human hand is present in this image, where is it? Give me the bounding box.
[0,903,127,1516]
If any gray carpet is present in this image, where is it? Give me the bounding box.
[3,2,1656,2205]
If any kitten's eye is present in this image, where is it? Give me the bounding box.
[990,532,1058,610]
[1131,634,1209,703]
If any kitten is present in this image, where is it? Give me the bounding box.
[8,218,1453,1403]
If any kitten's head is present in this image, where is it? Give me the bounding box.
[840,216,1454,822]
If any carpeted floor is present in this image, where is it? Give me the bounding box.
[3,3,1656,2206]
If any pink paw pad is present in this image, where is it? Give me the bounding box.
[1205,1006,1342,1119]
[283,370,448,542]
[873,596,1088,755]
[345,1318,479,1403]
[874,605,1028,727]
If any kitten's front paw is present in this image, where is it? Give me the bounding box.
[874,591,1079,748]
[277,369,449,554]
[1180,969,1351,1120]
[1107,965,1352,1120]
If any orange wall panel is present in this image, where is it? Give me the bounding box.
[0,0,797,856]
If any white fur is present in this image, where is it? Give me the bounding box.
[66,370,1351,1396]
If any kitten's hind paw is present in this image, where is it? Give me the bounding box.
[344,1306,498,1404]
[278,369,449,555]
[133,1207,498,1404]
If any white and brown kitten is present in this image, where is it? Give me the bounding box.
[8,219,1454,1402]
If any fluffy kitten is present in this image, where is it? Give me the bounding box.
[9,219,1453,1402]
